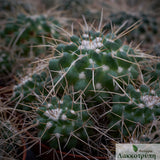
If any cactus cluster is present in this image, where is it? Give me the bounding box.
[103,12,158,43]
[11,28,147,151]
[12,30,142,108]
[109,84,160,135]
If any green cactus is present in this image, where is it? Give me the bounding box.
[12,71,93,150]
[1,14,60,57]
[103,12,158,44]
[108,84,160,136]
[11,27,147,152]
[37,95,92,149]
[12,69,49,110]
[0,13,60,79]
[12,29,142,109]
[48,31,140,96]
[149,62,160,84]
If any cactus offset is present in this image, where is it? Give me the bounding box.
[37,95,92,149]
[109,84,160,136]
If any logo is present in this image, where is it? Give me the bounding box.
[132,145,138,152]
[116,144,160,160]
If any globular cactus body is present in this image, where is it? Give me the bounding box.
[1,14,60,57]
[37,95,91,149]
[48,31,139,97]
[0,14,60,79]
[12,30,141,109]
[109,84,160,135]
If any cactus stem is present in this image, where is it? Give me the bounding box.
[43,55,86,103]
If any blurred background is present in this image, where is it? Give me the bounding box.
[0,0,159,85]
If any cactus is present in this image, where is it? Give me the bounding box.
[10,27,146,152]
[103,12,158,44]
[107,48,160,138]
[12,29,142,110]
[12,68,93,150]
[37,95,92,149]
[12,69,93,150]
[108,83,160,136]
[1,14,60,57]
[0,13,60,79]
[11,19,155,155]
[48,31,141,98]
